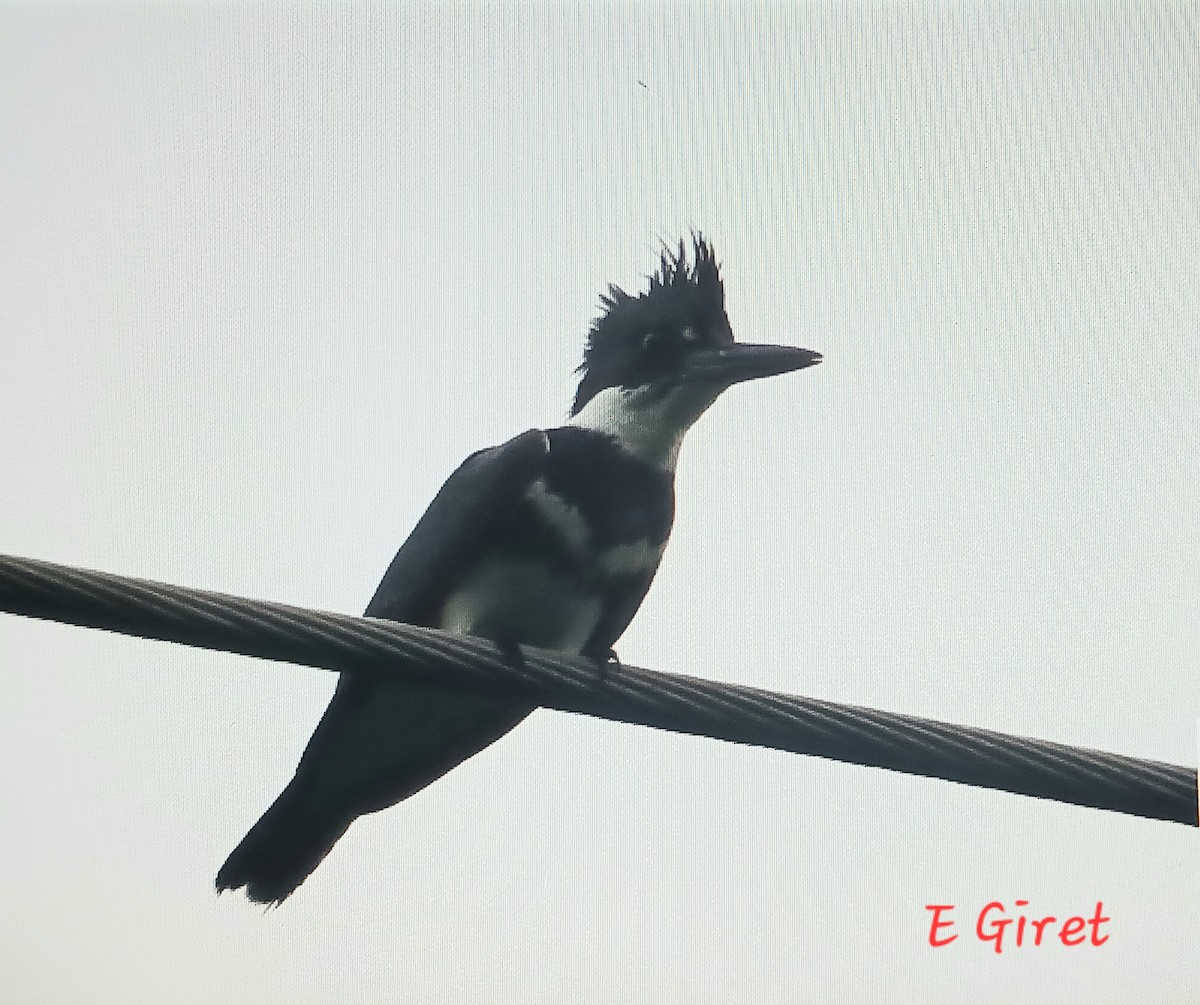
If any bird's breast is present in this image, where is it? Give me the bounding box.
[437,555,603,654]
[436,476,666,654]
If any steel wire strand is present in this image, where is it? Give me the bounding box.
[0,553,1194,826]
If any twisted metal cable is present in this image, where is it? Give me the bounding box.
[0,552,1194,826]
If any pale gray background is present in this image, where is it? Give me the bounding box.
[2,3,1198,1002]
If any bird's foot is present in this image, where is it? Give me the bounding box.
[494,638,532,686]
[592,647,621,684]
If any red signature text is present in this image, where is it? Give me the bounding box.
[925,901,1110,953]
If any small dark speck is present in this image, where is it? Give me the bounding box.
[637,79,647,89]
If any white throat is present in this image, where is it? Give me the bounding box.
[567,383,721,471]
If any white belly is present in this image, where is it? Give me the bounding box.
[438,556,603,655]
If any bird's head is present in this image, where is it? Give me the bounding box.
[568,235,821,468]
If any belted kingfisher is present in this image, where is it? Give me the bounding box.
[216,236,822,903]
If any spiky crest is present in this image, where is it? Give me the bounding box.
[572,234,731,415]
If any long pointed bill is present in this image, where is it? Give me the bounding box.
[680,344,822,386]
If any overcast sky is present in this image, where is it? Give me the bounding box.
[2,3,1198,1002]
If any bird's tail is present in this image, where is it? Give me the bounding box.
[215,781,351,906]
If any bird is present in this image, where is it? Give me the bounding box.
[216,235,822,903]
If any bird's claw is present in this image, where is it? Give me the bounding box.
[593,647,621,684]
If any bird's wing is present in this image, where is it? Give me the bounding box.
[363,427,550,624]
[292,427,550,811]
[217,429,551,901]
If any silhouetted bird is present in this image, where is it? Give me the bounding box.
[216,236,822,903]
